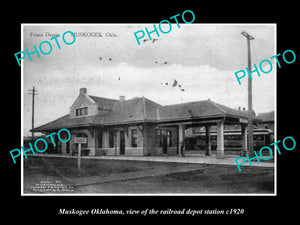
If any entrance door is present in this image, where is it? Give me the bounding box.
[162,135,168,154]
[66,141,70,154]
[120,131,125,155]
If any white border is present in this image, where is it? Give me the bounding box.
[21,23,277,197]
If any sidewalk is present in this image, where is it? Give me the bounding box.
[31,153,275,168]
[99,154,274,168]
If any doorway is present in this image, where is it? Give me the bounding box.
[158,129,169,155]
[162,131,168,154]
[162,136,168,154]
[120,131,125,155]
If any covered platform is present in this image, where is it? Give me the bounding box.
[157,99,255,157]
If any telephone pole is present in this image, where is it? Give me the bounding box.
[28,86,38,141]
[241,31,254,157]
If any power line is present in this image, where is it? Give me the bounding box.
[241,31,254,157]
[28,86,38,141]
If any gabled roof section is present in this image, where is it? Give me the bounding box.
[212,101,249,119]
[143,97,162,121]
[31,114,96,132]
[88,95,118,109]
[158,99,249,121]
[98,97,161,125]
[32,97,161,131]
[158,100,222,121]
[70,93,95,109]
[31,95,254,132]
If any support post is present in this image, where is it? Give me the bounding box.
[205,125,211,156]
[217,120,224,157]
[241,123,248,156]
[178,124,185,157]
[114,131,118,156]
[77,143,81,170]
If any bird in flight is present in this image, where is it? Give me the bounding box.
[172,79,178,87]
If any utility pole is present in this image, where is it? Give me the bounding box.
[241,31,254,157]
[28,86,38,142]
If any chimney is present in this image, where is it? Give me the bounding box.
[80,88,87,95]
[119,96,125,102]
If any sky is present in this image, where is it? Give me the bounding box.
[22,24,276,136]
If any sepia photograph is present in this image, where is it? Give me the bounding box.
[21,23,276,195]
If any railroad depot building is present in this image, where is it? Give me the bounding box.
[31,88,252,157]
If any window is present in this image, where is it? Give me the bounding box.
[225,135,232,140]
[167,130,172,147]
[109,131,115,148]
[76,107,88,116]
[131,129,138,147]
[157,130,163,147]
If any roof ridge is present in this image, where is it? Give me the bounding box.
[85,94,96,104]
[143,97,162,107]
[143,97,162,121]
[88,95,118,101]
[142,96,147,121]
[162,99,209,108]
[207,99,227,114]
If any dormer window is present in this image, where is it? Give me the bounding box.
[76,107,88,116]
